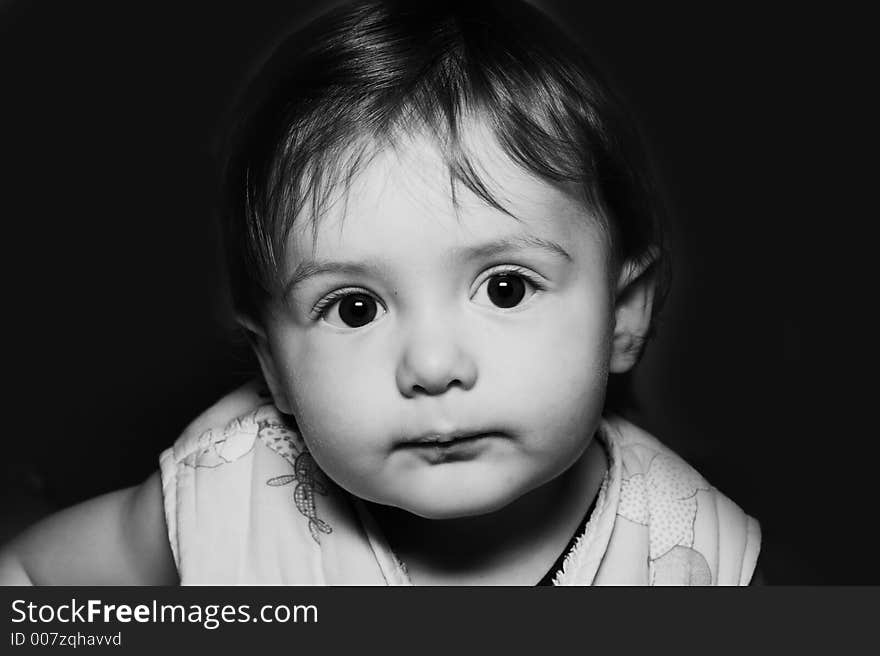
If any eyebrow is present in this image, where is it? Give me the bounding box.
[284,234,572,293]
[460,234,572,263]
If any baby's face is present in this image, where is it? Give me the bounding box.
[259,131,618,519]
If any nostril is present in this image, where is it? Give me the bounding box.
[411,379,464,396]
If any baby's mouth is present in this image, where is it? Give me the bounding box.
[396,431,504,462]
[405,432,489,447]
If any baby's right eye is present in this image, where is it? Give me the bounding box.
[315,290,386,328]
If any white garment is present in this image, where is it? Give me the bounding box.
[160,382,760,585]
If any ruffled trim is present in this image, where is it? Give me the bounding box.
[553,419,623,585]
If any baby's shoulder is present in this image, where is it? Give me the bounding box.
[159,388,335,583]
[602,415,706,487]
[598,415,761,585]
[168,379,272,461]
[167,402,302,472]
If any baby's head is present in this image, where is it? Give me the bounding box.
[219,0,666,519]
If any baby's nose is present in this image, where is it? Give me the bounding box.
[395,323,477,397]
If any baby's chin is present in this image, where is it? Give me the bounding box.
[394,494,517,520]
[370,473,539,520]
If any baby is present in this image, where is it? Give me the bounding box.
[0,0,760,585]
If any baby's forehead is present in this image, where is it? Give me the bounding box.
[287,129,606,261]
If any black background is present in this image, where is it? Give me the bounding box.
[0,0,868,583]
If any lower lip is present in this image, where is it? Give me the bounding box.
[402,434,498,463]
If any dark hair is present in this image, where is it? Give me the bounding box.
[218,0,669,335]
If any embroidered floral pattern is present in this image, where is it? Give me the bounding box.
[259,416,333,544]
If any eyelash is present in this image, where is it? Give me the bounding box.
[310,286,380,320]
[472,265,547,297]
[308,265,546,321]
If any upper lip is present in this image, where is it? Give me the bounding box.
[402,430,492,446]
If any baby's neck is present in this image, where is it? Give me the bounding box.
[368,438,608,586]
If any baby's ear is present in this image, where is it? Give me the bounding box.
[610,250,658,374]
[236,315,293,414]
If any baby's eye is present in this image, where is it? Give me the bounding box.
[473,271,540,309]
[317,291,386,328]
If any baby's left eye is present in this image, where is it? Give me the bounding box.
[318,291,386,328]
[473,272,539,309]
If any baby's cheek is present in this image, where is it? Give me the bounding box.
[500,304,608,387]
[287,348,390,442]
[288,384,381,491]
[496,304,609,428]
